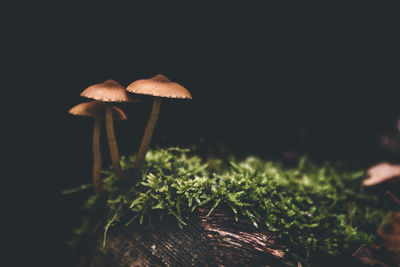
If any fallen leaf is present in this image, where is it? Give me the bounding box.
[377,212,400,264]
[352,246,398,267]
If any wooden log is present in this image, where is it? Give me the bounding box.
[85,207,293,267]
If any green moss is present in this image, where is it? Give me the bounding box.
[69,147,396,265]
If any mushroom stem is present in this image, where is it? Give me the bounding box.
[93,117,108,195]
[105,104,125,181]
[133,97,162,177]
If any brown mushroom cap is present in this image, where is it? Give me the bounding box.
[363,162,400,186]
[68,101,127,120]
[81,79,140,102]
[126,74,192,99]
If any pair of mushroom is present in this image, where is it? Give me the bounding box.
[69,75,192,195]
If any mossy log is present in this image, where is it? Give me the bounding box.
[84,207,293,267]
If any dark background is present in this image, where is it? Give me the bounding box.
[6,1,399,266]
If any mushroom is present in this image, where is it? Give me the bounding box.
[81,79,139,180]
[126,74,192,177]
[363,162,400,186]
[68,101,128,195]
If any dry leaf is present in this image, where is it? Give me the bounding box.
[363,162,400,186]
[352,246,396,267]
[377,212,400,263]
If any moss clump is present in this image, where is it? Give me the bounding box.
[69,147,396,265]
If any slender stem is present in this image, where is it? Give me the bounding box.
[133,97,162,177]
[386,190,400,205]
[106,104,126,181]
[347,201,352,227]
[93,118,108,195]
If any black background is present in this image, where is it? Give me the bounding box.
[5,2,400,266]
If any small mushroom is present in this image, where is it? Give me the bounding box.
[81,80,139,180]
[68,101,128,195]
[363,162,400,186]
[126,74,192,177]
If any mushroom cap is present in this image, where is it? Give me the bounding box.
[81,79,140,102]
[363,162,400,186]
[126,74,192,99]
[68,101,128,120]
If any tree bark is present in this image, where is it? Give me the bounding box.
[84,207,293,267]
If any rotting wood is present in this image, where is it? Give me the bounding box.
[85,207,292,267]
